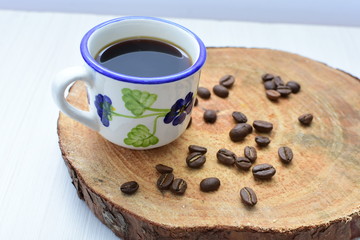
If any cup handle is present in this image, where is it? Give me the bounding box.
[52,66,99,132]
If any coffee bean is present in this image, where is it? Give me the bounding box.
[235,157,252,171]
[155,164,173,174]
[216,148,236,165]
[273,76,285,88]
[244,146,257,163]
[262,73,274,82]
[187,117,192,129]
[219,74,235,88]
[120,181,139,194]
[186,152,206,168]
[194,97,199,106]
[240,187,257,206]
[171,178,187,195]
[229,123,252,142]
[245,123,253,133]
[286,81,301,93]
[253,120,273,133]
[157,173,174,190]
[276,86,292,97]
[266,90,281,101]
[197,87,211,99]
[213,85,229,98]
[298,113,313,125]
[200,177,220,192]
[232,111,248,123]
[255,136,271,147]
[188,145,207,154]
[278,146,293,163]
[264,80,276,90]
[252,163,276,179]
[203,110,217,123]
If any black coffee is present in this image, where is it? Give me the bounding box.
[95,38,192,78]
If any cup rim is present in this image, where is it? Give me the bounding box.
[80,16,206,84]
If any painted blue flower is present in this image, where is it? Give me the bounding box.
[164,92,194,126]
[94,94,115,127]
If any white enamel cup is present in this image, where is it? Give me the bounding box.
[52,16,206,149]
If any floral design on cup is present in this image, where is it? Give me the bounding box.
[94,94,115,127]
[164,92,194,126]
[94,89,194,147]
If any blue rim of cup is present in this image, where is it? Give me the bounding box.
[80,16,207,84]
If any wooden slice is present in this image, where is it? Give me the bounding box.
[58,48,360,240]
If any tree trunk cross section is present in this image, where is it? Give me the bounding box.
[57,48,360,240]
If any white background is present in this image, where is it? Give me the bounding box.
[1,0,360,26]
[0,2,359,240]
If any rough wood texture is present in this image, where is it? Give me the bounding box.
[57,48,360,240]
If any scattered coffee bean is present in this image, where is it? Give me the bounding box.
[188,145,207,154]
[120,181,139,194]
[194,97,199,106]
[187,117,192,129]
[266,89,281,101]
[255,136,271,147]
[298,113,313,125]
[264,80,276,90]
[229,123,252,142]
[286,81,301,93]
[245,123,253,133]
[219,74,235,88]
[276,86,292,97]
[155,164,173,174]
[186,152,206,168]
[171,178,187,195]
[244,146,257,163]
[262,73,274,82]
[235,157,252,171]
[197,87,211,99]
[252,163,276,180]
[240,187,257,206]
[232,111,248,123]
[157,173,174,190]
[278,146,293,163]
[203,110,217,123]
[273,76,285,88]
[216,148,236,165]
[213,85,229,98]
[253,120,273,133]
[200,177,221,192]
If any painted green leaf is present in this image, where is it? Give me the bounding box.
[121,88,157,116]
[124,124,159,147]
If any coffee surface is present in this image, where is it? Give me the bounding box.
[95,38,192,78]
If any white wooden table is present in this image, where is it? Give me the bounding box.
[0,10,359,240]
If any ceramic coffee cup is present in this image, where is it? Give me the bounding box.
[52,16,206,149]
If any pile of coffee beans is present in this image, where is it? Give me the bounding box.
[121,71,315,210]
[155,164,187,195]
[262,73,301,101]
[197,75,237,124]
[216,146,264,176]
[186,145,207,168]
